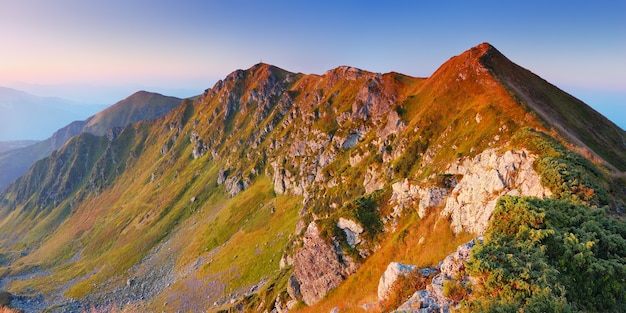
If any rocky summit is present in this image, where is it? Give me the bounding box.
[0,43,624,313]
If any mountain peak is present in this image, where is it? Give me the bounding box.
[472,42,497,55]
[434,42,502,75]
[323,65,375,81]
[82,91,182,135]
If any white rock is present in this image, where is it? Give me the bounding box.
[363,165,385,194]
[337,218,364,247]
[378,262,417,301]
[390,179,449,218]
[417,187,449,218]
[441,149,551,234]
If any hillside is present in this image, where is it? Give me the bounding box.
[0,91,182,191]
[0,43,624,313]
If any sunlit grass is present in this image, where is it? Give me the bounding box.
[294,207,473,312]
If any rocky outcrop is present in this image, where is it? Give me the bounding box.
[286,275,302,301]
[389,149,549,234]
[336,218,364,247]
[190,130,207,159]
[363,164,385,194]
[438,238,480,279]
[391,179,451,219]
[378,262,417,301]
[394,238,482,312]
[396,289,442,313]
[441,149,551,234]
[293,222,358,305]
[216,167,248,197]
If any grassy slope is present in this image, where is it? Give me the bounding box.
[0,70,302,311]
[0,44,622,312]
[294,208,473,313]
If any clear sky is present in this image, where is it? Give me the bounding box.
[1,0,624,129]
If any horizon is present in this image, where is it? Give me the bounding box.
[1,1,624,130]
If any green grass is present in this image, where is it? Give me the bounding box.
[198,178,301,295]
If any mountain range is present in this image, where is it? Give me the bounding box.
[0,43,624,313]
[0,87,106,141]
[0,91,183,192]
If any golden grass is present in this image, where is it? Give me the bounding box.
[294,207,473,312]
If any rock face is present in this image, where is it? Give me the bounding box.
[293,222,358,305]
[286,275,302,301]
[396,289,441,313]
[391,179,451,219]
[378,262,418,301]
[395,238,482,313]
[441,149,551,234]
[438,238,479,279]
[390,149,549,235]
[337,218,364,247]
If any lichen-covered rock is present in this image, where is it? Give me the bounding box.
[224,173,248,197]
[341,132,360,149]
[416,187,449,218]
[395,239,482,313]
[377,110,405,139]
[337,218,364,247]
[438,238,481,279]
[390,179,449,218]
[286,274,302,301]
[378,262,417,301]
[390,179,420,217]
[217,167,227,185]
[441,149,551,234]
[363,164,385,194]
[293,222,358,305]
[395,289,441,313]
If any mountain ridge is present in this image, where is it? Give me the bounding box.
[0,91,183,191]
[0,43,623,312]
[475,43,626,171]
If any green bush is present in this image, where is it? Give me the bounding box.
[512,128,610,206]
[466,196,626,312]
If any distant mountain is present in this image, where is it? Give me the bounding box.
[0,140,39,154]
[0,87,103,141]
[0,91,182,191]
[0,44,624,312]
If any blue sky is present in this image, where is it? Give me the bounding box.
[1,0,624,128]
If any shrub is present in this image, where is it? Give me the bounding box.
[511,127,610,206]
[466,196,626,312]
[443,280,467,302]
